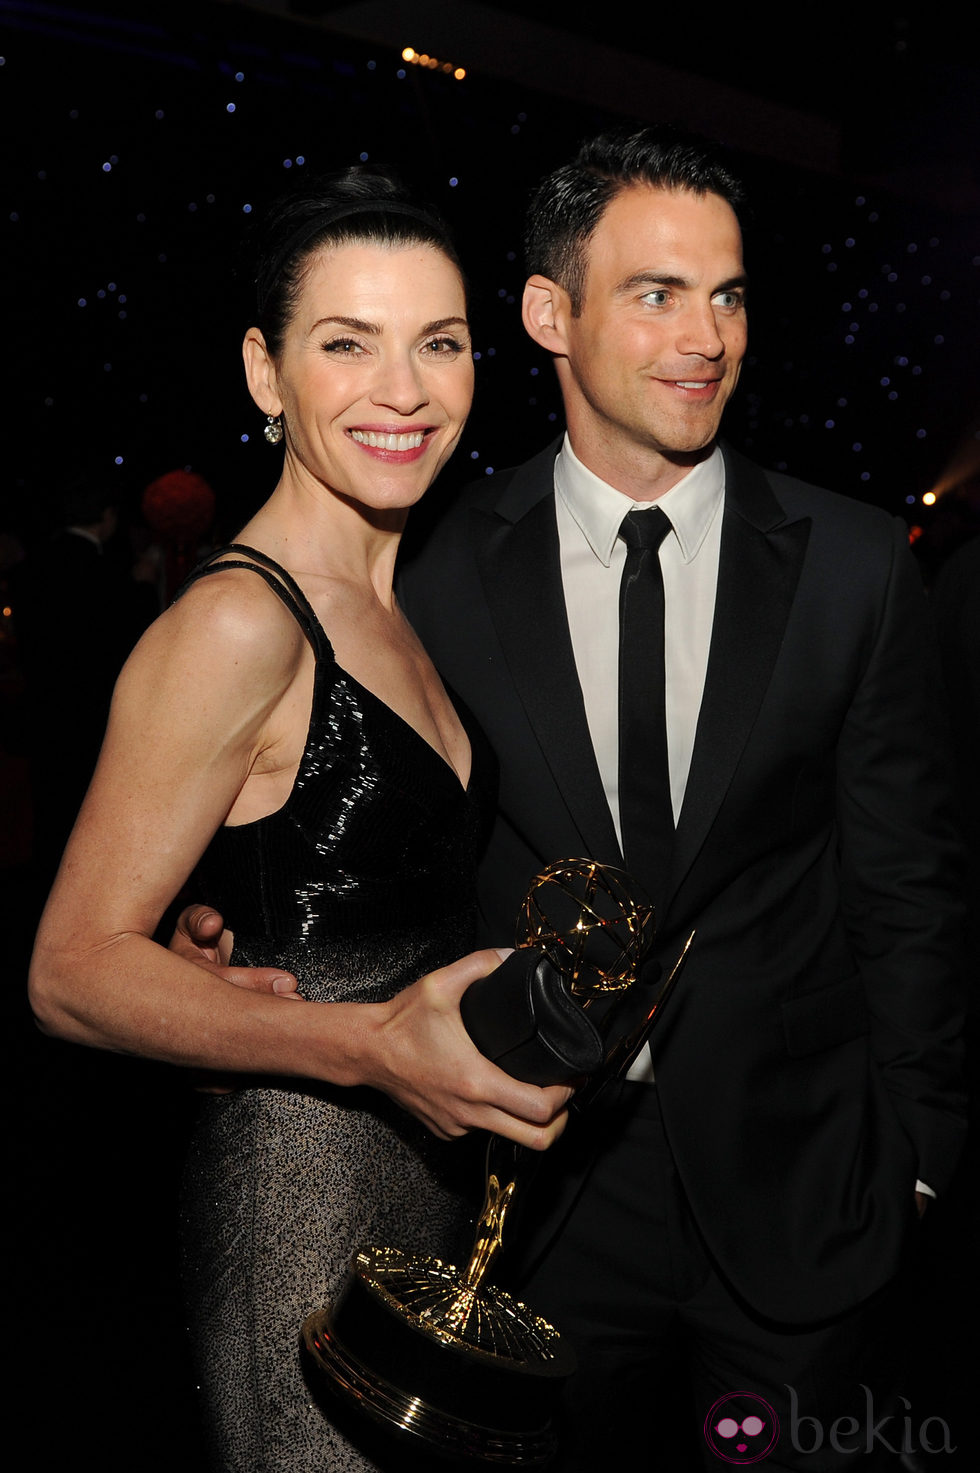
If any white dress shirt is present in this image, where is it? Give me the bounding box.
[554,435,725,1083]
[555,435,725,839]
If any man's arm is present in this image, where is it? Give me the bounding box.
[837,517,967,1194]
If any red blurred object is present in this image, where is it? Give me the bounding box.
[143,470,215,540]
[142,470,216,598]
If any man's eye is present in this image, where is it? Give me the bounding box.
[713,291,743,309]
[641,289,670,307]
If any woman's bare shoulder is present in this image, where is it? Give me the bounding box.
[126,561,309,699]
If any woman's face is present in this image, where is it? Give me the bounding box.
[251,240,473,514]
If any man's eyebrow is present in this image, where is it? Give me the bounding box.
[617,273,689,293]
[616,272,750,294]
[715,274,750,294]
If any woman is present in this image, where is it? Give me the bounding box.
[28,168,568,1470]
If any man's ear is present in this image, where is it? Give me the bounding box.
[522,275,572,354]
[242,328,282,416]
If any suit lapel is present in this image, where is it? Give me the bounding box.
[476,445,622,864]
[474,441,811,910]
[666,448,811,908]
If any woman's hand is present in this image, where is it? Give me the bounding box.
[351,949,572,1148]
[173,912,568,1147]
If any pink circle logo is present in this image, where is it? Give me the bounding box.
[703,1392,779,1464]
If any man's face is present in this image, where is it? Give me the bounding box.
[553,185,747,493]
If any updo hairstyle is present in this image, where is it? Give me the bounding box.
[248,166,466,358]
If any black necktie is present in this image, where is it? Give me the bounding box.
[618,507,673,899]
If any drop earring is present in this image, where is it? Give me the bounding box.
[264,414,284,445]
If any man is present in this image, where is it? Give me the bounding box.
[395,126,966,1469]
[183,127,965,1467]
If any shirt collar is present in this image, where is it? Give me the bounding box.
[554,434,725,567]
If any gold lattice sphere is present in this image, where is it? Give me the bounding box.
[516,859,653,994]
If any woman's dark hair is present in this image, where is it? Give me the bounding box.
[248,165,466,356]
[524,124,747,315]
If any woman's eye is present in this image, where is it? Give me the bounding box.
[322,338,364,355]
[425,336,466,355]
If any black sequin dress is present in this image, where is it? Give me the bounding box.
[178,546,490,1471]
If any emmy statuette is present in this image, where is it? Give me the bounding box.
[303,859,692,1464]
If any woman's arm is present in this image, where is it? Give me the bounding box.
[29,573,568,1147]
[30,571,318,1059]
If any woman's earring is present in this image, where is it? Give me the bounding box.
[263,414,284,445]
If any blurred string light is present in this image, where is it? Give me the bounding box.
[401,47,466,80]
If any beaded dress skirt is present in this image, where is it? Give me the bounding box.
[177,548,491,1472]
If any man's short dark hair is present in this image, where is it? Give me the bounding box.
[524,124,747,314]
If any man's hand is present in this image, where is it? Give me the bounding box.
[170,904,301,997]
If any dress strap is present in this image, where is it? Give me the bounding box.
[176,543,333,661]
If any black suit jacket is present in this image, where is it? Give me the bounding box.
[399,439,966,1324]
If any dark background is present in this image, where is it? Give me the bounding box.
[2,3,977,1467]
